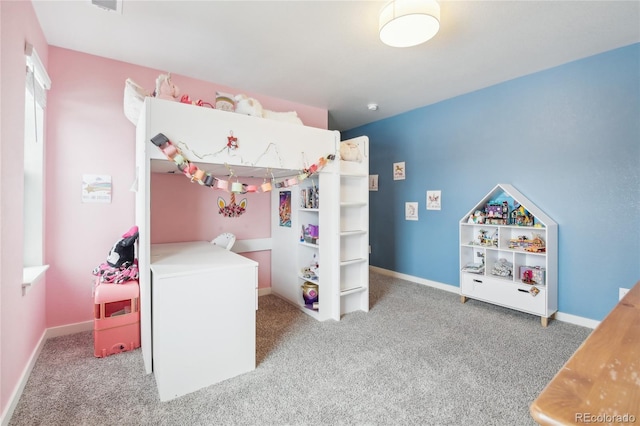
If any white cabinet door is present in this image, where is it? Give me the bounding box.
[461,273,546,316]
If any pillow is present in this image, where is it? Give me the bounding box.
[123,78,151,124]
[215,91,235,112]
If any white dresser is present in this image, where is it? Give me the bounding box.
[150,241,258,401]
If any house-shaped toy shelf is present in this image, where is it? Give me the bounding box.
[459,184,558,327]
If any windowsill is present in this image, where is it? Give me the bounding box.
[23,265,50,288]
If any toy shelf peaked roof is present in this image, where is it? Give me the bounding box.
[460,183,557,228]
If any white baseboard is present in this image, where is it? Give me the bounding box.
[369,266,598,329]
[554,312,599,329]
[2,320,95,425]
[258,287,272,297]
[1,331,47,426]
[45,320,93,339]
[370,266,459,294]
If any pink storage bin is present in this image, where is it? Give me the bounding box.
[93,279,140,358]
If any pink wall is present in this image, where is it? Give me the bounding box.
[0,0,49,417]
[150,174,272,288]
[45,46,327,328]
[150,176,271,243]
[1,5,326,415]
[44,48,139,328]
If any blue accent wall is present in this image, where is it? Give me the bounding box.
[343,43,640,321]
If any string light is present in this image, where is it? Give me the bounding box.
[150,132,335,195]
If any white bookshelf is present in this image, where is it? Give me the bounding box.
[339,136,370,315]
[459,184,558,326]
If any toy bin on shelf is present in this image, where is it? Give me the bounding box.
[93,279,140,358]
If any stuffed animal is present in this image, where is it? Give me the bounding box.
[92,226,140,284]
[234,94,303,125]
[106,226,139,268]
[263,109,303,125]
[154,73,180,101]
[340,140,362,162]
[234,94,263,117]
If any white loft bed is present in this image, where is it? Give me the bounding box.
[135,98,341,376]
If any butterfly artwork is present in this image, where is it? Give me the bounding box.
[427,190,441,210]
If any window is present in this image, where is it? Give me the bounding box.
[22,43,51,288]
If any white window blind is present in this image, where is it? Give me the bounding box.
[23,42,51,289]
[25,43,51,108]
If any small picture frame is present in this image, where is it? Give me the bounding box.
[393,162,406,180]
[82,174,112,203]
[405,202,418,221]
[427,190,441,210]
[369,174,379,191]
[279,191,291,227]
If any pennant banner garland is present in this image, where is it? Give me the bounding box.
[150,132,335,217]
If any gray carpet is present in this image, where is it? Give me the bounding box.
[9,271,591,426]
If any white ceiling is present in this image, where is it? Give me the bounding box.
[32,0,640,131]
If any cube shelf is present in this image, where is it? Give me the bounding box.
[459,184,557,327]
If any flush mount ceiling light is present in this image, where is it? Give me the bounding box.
[89,0,123,14]
[379,0,440,48]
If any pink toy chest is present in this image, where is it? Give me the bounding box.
[93,280,140,358]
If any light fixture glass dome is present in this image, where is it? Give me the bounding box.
[379,0,440,48]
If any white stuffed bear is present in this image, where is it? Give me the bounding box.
[340,141,362,162]
[234,94,263,117]
[234,94,303,125]
[262,109,303,125]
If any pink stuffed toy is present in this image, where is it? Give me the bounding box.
[154,73,180,101]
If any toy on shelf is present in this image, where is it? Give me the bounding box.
[300,185,319,209]
[300,266,318,281]
[467,197,540,227]
[301,281,319,306]
[462,262,485,274]
[508,234,545,252]
[511,203,535,226]
[475,229,498,247]
[520,266,546,285]
[300,252,319,281]
[525,235,546,253]
[467,210,487,224]
[485,202,508,225]
[302,224,319,244]
[491,258,513,277]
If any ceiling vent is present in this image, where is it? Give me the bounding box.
[90,0,122,14]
